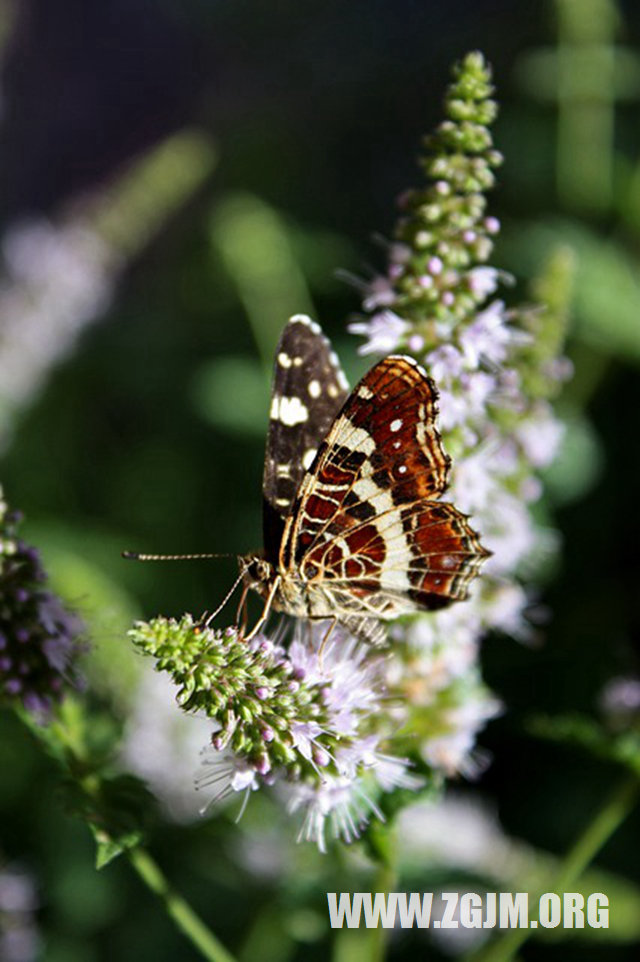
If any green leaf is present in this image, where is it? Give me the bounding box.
[542,412,604,505]
[92,824,145,869]
[505,219,640,361]
[209,193,316,370]
[528,712,640,774]
[191,356,269,437]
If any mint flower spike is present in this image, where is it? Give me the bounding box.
[0,487,85,717]
[129,616,421,849]
[350,50,504,348]
[347,50,572,780]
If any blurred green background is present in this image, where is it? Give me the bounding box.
[0,1,639,960]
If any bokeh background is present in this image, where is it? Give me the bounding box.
[0,1,639,960]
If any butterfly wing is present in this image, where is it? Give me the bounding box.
[280,355,489,616]
[262,315,348,563]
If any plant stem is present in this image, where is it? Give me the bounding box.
[368,860,397,962]
[127,846,237,962]
[467,773,639,962]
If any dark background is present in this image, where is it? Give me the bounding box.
[0,1,639,960]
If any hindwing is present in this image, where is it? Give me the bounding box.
[280,355,489,612]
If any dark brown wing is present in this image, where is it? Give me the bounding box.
[280,355,489,612]
[262,315,348,563]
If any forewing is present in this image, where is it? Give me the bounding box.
[262,315,348,562]
[282,355,489,610]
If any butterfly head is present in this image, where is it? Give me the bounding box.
[238,553,275,596]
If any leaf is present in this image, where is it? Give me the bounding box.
[503,219,640,361]
[91,825,145,870]
[528,712,640,774]
[60,772,157,868]
[542,412,604,505]
[191,356,269,437]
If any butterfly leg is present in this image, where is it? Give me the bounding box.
[235,582,250,635]
[317,617,337,665]
[204,569,246,628]
[243,575,281,641]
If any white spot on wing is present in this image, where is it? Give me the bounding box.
[290,313,321,335]
[277,352,292,368]
[329,351,349,390]
[302,448,316,470]
[388,354,429,380]
[390,418,403,432]
[270,395,309,426]
[333,417,376,455]
[308,379,321,398]
[358,385,374,400]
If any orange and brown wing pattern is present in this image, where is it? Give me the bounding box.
[279,355,489,615]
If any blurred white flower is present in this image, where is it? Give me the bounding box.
[0,220,114,435]
[348,309,409,355]
[420,693,501,778]
[515,405,565,469]
[0,864,40,962]
[120,666,213,822]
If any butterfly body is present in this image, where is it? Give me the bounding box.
[238,315,490,645]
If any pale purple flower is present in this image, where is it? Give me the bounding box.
[348,309,409,356]
[0,865,40,962]
[389,242,411,266]
[467,266,501,299]
[436,386,472,431]
[197,745,262,808]
[407,333,425,353]
[286,773,383,853]
[480,582,532,639]
[458,300,512,367]
[515,406,565,469]
[0,220,112,424]
[425,344,465,382]
[404,607,482,683]
[459,370,497,420]
[600,676,640,719]
[288,627,385,737]
[482,493,538,575]
[421,693,501,777]
[362,275,397,310]
[290,720,325,761]
[371,753,424,793]
[121,667,215,821]
[448,448,501,514]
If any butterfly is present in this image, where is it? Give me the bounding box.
[237,314,490,645]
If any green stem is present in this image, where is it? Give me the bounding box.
[19,706,236,962]
[368,861,397,962]
[468,773,640,962]
[331,856,398,962]
[552,773,639,891]
[127,847,237,962]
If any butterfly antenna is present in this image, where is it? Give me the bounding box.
[122,551,234,561]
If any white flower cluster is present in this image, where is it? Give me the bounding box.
[195,626,421,853]
[0,219,114,444]
[348,234,569,785]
